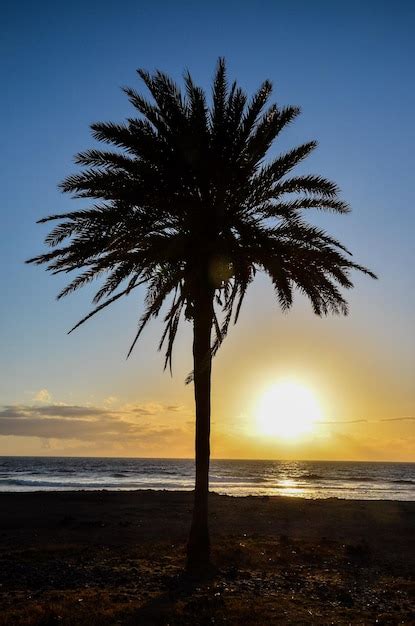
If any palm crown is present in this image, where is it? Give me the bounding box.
[28,59,375,371]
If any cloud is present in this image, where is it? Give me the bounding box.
[318,419,367,425]
[33,389,52,403]
[122,402,164,416]
[0,401,189,447]
[124,402,188,416]
[103,396,118,407]
[381,416,415,422]
[318,416,415,425]
[0,415,132,440]
[0,404,113,420]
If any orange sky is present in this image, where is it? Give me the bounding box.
[1,280,413,461]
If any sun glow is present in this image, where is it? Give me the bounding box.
[256,380,322,440]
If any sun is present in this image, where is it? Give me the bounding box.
[256,380,322,440]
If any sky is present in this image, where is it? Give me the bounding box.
[1,0,414,461]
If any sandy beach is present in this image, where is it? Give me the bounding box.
[0,490,413,624]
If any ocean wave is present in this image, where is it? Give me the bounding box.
[330,475,376,483]
[0,477,195,490]
[0,478,68,487]
[0,478,126,488]
[299,473,322,480]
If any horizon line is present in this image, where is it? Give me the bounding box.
[0,454,413,464]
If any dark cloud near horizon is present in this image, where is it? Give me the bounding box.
[0,404,114,420]
[0,402,187,421]
[0,403,187,442]
[131,404,185,415]
[318,419,366,425]
[319,417,415,425]
[381,416,415,422]
[0,416,128,439]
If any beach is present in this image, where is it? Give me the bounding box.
[0,490,413,624]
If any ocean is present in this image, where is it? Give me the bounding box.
[0,456,413,500]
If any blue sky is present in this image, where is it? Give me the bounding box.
[1,1,414,459]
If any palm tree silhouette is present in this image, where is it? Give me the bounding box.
[27,59,376,572]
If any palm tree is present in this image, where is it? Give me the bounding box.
[27,59,375,572]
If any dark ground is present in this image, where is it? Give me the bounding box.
[0,490,413,625]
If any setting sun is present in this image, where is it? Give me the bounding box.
[256,380,322,440]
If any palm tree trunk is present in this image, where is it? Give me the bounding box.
[186,287,213,572]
